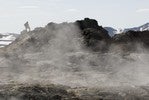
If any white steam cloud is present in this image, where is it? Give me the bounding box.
[0,23,149,88]
[136,8,149,13]
[19,6,39,9]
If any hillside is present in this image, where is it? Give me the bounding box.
[0,18,149,99]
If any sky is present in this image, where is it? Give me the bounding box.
[0,0,149,33]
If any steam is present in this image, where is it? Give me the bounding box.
[0,23,149,88]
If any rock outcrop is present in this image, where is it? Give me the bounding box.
[76,18,110,40]
[76,18,111,51]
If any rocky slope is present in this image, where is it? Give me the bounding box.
[1,84,149,100]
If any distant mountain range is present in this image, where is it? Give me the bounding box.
[104,23,149,37]
[0,33,19,47]
[123,23,149,33]
[104,27,117,37]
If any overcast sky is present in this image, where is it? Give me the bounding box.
[0,0,149,33]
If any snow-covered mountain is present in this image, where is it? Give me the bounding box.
[0,33,19,47]
[104,27,117,37]
[123,23,149,32]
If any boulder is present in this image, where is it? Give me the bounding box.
[76,18,111,51]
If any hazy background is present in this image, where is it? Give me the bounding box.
[0,0,149,33]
